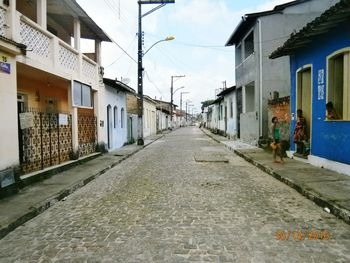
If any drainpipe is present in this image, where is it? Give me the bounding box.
[258,19,263,137]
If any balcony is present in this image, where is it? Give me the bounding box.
[235,53,256,88]
[0,1,109,88]
[18,14,98,86]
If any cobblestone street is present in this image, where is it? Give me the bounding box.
[0,127,349,262]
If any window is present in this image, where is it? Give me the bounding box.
[114,106,118,128]
[230,100,233,118]
[244,31,254,59]
[73,81,92,107]
[327,49,350,120]
[121,108,125,128]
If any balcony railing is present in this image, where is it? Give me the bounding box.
[9,12,98,85]
[0,6,6,36]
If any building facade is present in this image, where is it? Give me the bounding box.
[102,79,133,151]
[270,0,350,175]
[225,0,339,145]
[0,0,110,190]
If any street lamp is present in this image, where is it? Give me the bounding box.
[143,36,175,56]
[170,76,185,129]
[137,0,175,145]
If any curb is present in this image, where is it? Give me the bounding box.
[0,135,164,240]
[200,128,350,225]
[234,150,350,225]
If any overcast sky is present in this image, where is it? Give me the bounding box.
[76,0,291,112]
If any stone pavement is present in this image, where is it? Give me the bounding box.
[201,128,350,225]
[0,127,349,262]
[0,134,164,239]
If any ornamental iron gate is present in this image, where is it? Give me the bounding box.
[78,112,97,157]
[19,109,73,174]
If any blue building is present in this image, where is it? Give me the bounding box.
[270,0,350,175]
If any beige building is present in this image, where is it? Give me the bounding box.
[0,0,110,190]
[126,93,157,139]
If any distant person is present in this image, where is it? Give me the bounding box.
[326,102,340,120]
[293,109,307,154]
[271,117,284,164]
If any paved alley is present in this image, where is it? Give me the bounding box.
[0,127,349,263]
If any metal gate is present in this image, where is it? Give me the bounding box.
[78,113,97,157]
[19,109,73,174]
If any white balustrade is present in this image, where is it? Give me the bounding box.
[13,13,98,85]
[82,56,97,80]
[59,42,78,73]
[19,19,51,62]
[0,7,5,36]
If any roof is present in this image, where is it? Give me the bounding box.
[225,0,309,46]
[47,0,111,42]
[216,86,236,97]
[103,78,135,93]
[210,97,224,105]
[270,0,350,59]
[143,95,158,105]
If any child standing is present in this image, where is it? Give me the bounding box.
[271,117,284,163]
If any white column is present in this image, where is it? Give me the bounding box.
[74,19,82,79]
[37,0,47,29]
[95,40,102,65]
[74,18,81,52]
[68,82,79,153]
[8,0,18,41]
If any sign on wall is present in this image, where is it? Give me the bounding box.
[317,69,325,100]
[59,114,68,125]
[0,53,10,74]
[19,112,34,129]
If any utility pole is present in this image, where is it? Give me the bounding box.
[170,75,185,129]
[137,2,143,145]
[136,0,175,145]
[180,91,189,126]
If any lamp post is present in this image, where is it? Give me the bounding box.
[170,76,185,129]
[137,0,175,145]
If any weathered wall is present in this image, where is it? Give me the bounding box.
[267,96,290,142]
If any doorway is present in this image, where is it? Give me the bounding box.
[236,88,242,138]
[296,66,312,154]
[107,105,112,149]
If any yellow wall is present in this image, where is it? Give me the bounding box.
[17,76,69,112]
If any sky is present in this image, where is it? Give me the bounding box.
[76,0,292,113]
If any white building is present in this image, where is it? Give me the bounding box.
[102,78,133,151]
[216,86,238,139]
[0,0,110,190]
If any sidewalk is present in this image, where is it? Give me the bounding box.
[0,134,164,239]
[201,128,350,225]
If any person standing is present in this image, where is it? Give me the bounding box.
[293,109,307,154]
[271,117,284,163]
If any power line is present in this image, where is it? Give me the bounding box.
[105,35,137,68]
[109,36,138,64]
[145,71,164,97]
